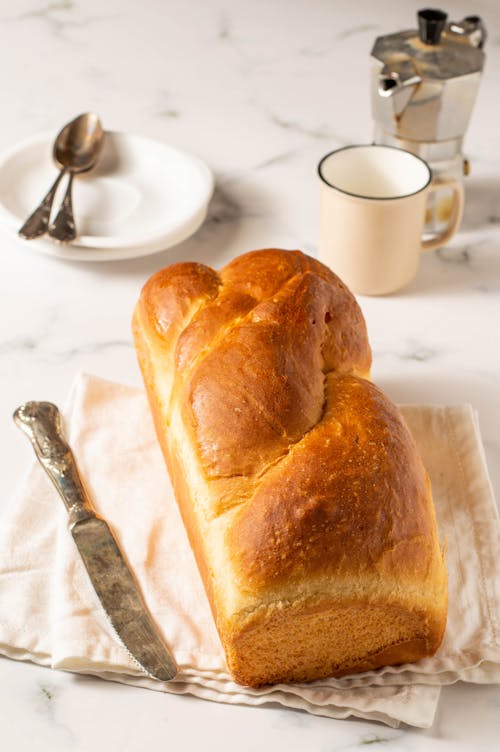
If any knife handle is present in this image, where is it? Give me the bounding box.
[13,401,96,528]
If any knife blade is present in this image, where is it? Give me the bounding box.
[13,400,177,682]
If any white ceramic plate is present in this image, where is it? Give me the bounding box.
[0,130,214,261]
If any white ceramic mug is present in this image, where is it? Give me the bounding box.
[318,145,464,295]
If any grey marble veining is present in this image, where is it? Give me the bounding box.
[9,0,115,41]
[204,183,246,226]
[269,113,340,141]
[335,24,380,41]
[435,245,472,265]
[34,681,76,745]
[399,342,440,363]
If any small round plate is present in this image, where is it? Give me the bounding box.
[0,130,214,261]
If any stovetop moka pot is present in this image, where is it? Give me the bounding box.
[371,9,486,230]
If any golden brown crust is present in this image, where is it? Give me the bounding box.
[229,374,436,591]
[132,248,447,687]
[184,252,372,478]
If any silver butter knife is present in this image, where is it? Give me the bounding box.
[13,400,177,682]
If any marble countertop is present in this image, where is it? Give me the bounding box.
[1,1,499,749]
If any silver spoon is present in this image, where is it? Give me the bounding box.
[19,113,104,242]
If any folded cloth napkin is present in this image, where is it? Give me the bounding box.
[1,374,499,729]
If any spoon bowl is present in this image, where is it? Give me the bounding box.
[53,113,104,174]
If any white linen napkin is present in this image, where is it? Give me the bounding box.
[0,373,499,728]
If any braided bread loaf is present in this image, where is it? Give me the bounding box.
[132,248,447,686]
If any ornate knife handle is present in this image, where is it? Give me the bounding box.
[13,401,95,528]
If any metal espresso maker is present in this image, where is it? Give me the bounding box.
[371,8,486,231]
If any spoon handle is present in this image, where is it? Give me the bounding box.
[18,169,66,240]
[49,172,77,242]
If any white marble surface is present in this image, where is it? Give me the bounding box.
[1,0,500,748]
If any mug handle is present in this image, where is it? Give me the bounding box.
[420,176,464,253]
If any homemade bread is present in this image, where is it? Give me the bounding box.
[132,248,447,686]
